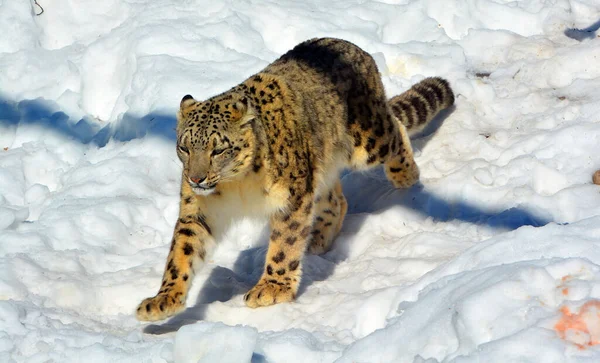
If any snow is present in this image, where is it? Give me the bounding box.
[1,0,600,362]
[174,323,257,363]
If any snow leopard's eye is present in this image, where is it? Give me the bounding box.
[211,148,228,157]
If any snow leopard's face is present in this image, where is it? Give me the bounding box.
[176,94,257,195]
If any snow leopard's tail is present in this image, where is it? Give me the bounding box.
[388,77,454,134]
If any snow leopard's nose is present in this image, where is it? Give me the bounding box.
[189,176,206,185]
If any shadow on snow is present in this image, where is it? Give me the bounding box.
[0,96,177,146]
[564,19,600,41]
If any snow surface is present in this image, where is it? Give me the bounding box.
[1,0,600,362]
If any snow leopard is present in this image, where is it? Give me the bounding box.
[136,37,454,321]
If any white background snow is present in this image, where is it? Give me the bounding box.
[1,0,600,362]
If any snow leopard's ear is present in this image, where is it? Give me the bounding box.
[180,94,196,109]
[233,97,256,129]
[178,95,197,125]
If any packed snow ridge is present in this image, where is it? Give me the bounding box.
[1,0,600,362]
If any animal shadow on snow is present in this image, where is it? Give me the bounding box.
[0,96,552,335]
[0,96,177,145]
[564,19,600,41]
[142,105,553,335]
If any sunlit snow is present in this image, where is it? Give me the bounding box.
[1,0,600,362]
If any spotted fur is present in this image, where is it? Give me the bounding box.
[136,38,454,321]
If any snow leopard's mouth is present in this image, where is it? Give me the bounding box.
[188,175,218,196]
[191,184,216,196]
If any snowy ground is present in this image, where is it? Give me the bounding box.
[1,0,600,362]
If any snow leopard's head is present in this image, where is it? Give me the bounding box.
[176,93,258,195]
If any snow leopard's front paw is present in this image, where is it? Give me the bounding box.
[136,291,186,321]
[244,278,297,308]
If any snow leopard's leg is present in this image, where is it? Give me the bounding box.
[136,179,212,321]
[244,190,315,308]
[307,180,347,255]
[384,120,421,188]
